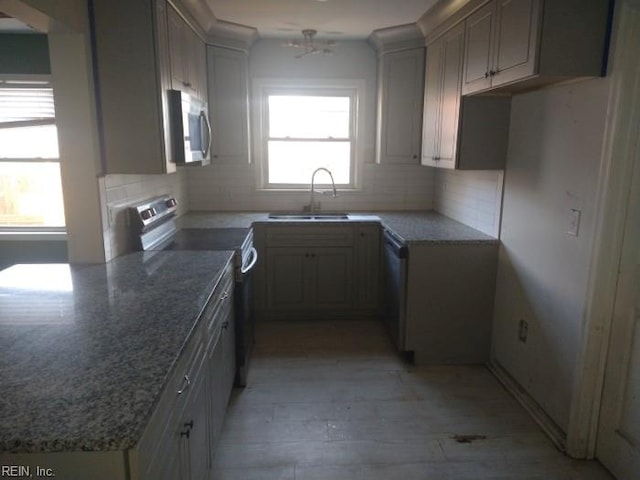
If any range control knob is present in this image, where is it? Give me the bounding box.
[165,198,177,208]
[141,208,156,220]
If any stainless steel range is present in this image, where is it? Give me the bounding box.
[129,195,257,386]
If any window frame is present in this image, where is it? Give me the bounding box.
[0,75,66,233]
[253,78,365,191]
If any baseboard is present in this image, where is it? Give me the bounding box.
[487,359,568,453]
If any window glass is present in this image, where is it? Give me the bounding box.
[0,124,59,159]
[264,92,354,186]
[268,96,350,139]
[0,162,65,227]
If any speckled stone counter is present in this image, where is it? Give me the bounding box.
[0,250,233,454]
[376,211,497,244]
[179,210,497,245]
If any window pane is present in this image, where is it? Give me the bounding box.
[0,162,66,227]
[268,141,350,184]
[269,96,350,139]
[0,124,59,159]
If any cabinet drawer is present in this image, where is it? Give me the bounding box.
[267,226,354,247]
[202,262,234,340]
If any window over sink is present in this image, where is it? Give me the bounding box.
[254,79,363,190]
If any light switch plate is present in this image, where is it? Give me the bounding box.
[568,209,581,236]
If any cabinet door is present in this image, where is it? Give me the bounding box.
[421,39,442,167]
[207,324,226,451]
[266,247,310,310]
[155,0,175,170]
[207,46,250,163]
[313,247,355,309]
[377,48,425,164]
[462,1,495,95]
[179,359,209,480]
[191,32,207,101]
[167,6,186,91]
[221,308,236,402]
[492,0,539,87]
[437,22,464,169]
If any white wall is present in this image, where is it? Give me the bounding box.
[491,78,611,432]
[434,169,504,237]
[186,39,435,212]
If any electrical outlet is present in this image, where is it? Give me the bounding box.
[568,209,581,236]
[518,319,528,343]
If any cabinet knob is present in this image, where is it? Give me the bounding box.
[222,321,229,330]
[484,72,489,79]
[180,429,190,439]
[220,291,229,300]
[489,70,496,77]
[412,154,417,159]
[184,420,194,430]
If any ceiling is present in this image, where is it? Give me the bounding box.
[205,0,439,39]
[0,11,36,33]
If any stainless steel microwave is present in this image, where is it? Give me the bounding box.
[168,89,211,166]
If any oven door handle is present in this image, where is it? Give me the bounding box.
[240,247,258,274]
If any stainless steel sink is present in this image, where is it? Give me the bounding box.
[268,213,349,220]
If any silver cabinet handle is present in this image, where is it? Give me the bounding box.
[177,374,191,395]
[220,291,229,300]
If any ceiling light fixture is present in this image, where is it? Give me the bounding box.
[284,29,336,59]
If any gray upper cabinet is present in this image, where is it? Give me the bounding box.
[168,6,207,101]
[462,0,611,95]
[376,47,425,164]
[421,23,464,170]
[422,21,511,170]
[91,0,175,174]
[207,46,251,163]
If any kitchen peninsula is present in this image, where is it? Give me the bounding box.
[0,251,233,479]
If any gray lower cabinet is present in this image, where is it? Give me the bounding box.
[137,260,235,480]
[256,224,381,320]
[405,243,498,364]
[266,247,355,312]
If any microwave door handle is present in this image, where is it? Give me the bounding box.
[200,111,212,158]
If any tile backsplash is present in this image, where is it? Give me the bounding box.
[98,164,504,261]
[433,169,504,238]
[100,171,187,261]
[185,162,436,212]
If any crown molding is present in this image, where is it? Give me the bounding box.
[417,0,484,44]
[368,23,424,54]
[206,20,258,52]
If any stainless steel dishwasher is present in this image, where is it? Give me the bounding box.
[383,228,408,351]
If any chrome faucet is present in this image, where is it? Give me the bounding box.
[309,167,337,213]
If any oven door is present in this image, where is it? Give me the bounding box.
[234,247,258,386]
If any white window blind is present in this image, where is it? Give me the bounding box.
[0,79,56,125]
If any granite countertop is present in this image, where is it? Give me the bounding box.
[0,250,233,454]
[179,210,497,245]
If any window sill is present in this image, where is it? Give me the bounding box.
[0,230,67,241]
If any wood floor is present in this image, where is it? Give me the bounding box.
[211,320,613,479]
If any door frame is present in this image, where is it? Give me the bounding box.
[566,0,640,459]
